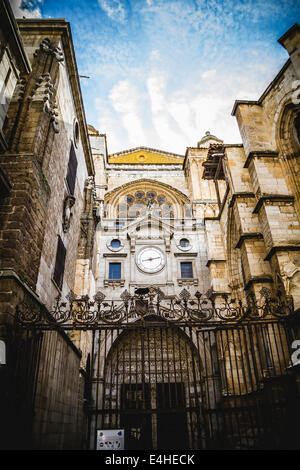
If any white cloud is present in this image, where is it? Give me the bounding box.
[10,0,42,18]
[201,69,216,80]
[95,106,124,152]
[150,49,161,62]
[89,0,295,154]
[109,80,147,147]
[99,64,263,154]
[98,0,127,23]
[146,71,188,150]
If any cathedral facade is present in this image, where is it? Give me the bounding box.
[1,0,300,450]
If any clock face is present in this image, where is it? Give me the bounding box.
[136,247,165,273]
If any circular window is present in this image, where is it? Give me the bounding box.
[179,238,190,248]
[111,239,121,249]
[135,191,145,200]
[157,195,166,204]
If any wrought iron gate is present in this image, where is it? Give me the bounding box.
[0,325,43,450]
[16,287,300,450]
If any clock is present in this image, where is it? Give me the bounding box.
[136,247,165,273]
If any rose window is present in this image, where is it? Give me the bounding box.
[117,192,174,219]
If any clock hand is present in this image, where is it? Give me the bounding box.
[142,256,161,262]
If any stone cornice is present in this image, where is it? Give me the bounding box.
[231,100,261,116]
[177,278,198,286]
[106,164,183,170]
[278,23,300,46]
[103,253,127,258]
[1,0,31,74]
[174,252,198,257]
[204,216,219,222]
[108,146,184,159]
[104,279,125,287]
[244,150,279,169]
[228,192,255,208]
[244,276,274,290]
[232,59,291,116]
[193,199,218,205]
[264,245,300,261]
[253,194,294,214]
[235,232,264,249]
[206,259,226,267]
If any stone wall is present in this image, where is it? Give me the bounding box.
[230,24,300,309]
[33,330,85,450]
[0,20,93,450]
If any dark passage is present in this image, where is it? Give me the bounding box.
[156,382,188,450]
[120,383,152,450]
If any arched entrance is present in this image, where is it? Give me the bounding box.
[99,323,203,450]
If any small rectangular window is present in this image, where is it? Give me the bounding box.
[66,142,78,195]
[109,262,121,279]
[53,236,66,290]
[180,262,193,279]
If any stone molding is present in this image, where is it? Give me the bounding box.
[103,253,127,258]
[264,245,300,261]
[174,252,198,257]
[104,279,125,287]
[177,278,198,286]
[243,150,279,169]
[235,232,264,249]
[244,276,274,290]
[253,194,294,214]
[228,192,255,208]
[206,259,226,267]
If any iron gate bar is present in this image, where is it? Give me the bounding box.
[13,287,300,450]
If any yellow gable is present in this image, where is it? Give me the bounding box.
[108,148,184,164]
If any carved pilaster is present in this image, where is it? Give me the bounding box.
[5,38,63,161]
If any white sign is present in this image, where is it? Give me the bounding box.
[96,429,124,450]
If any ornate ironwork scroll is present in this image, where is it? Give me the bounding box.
[15,287,295,330]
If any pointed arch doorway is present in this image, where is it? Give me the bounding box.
[95,322,203,450]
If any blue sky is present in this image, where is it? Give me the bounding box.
[11,0,300,154]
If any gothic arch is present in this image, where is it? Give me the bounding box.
[276,99,300,156]
[103,324,203,384]
[94,317,214,380]
[104,179,191,219]
[276,97,300,224]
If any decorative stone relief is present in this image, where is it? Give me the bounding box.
[28,72,60,133]
[63,195,75,232]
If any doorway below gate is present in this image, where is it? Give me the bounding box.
[93,325,202,450]
[120,382,189,450]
